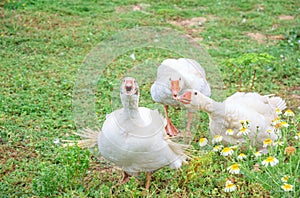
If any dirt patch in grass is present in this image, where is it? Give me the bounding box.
[278,15,294,20]
[245,32,285,44]
[115,4,150,13]
[169,16,218,41]
[170,17,207,27]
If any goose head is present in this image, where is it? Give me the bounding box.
[120,77,140,109]
[178,89,214,112]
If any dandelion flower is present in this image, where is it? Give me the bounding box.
[254,151,262,158]
[212,135,223,144]
[221,147,234,156]
[224,180,236,192]
[280,121,289,128]
[213,145,223,152]
[227,163,240,174]
[263,138,273,147]
[237,127,250,136]
[275,108,282,115]
[284,109,294,117]
[284,146,296,156]
[281,183,293,192]
[225,128,234,135]
[281,175,289,183]
[262,156,279,167]
[199,138,208,147]
[237,153,247,160]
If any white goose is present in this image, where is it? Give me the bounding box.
[178,89,286,147]
[73,77,188,190]
[151,58,211,136]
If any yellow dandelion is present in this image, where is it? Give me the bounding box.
[275,108,282,115]
[263,138,273,147]
[281,175,289,183]
[237,127,250,136]
[237,153,247,160]
[212,135,223,144]
[213,145,223,152]
[284,109,294,117]
[254,151,262,158]
[227,163,240,174]
[280,121,289,128]
[262,156,279,167]
[281,183,293,192]
[225,128,234,135]
[224,180,236,192]
[221,147,234,156]
[199,138,208,147]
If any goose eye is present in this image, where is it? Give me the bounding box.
[179,77,181,81]
[194,92,198,95]
[169,77,171,81]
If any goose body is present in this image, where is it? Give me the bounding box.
[74,77,188,189]
[178,90,286,146]
[151,58,211,135]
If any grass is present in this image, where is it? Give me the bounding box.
[1,0,299,197]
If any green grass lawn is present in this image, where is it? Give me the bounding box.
[1,0,299,197]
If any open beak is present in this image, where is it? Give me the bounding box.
[171,80,180,100]
[178,91,192,104]
[124,79,134,95]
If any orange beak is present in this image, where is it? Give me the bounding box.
[124,79,134,94]
[178,91,192,104]
[171,80,181,99]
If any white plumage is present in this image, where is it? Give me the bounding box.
[178,89,286,147]
[72,77,188,189]
[151,58,211,135]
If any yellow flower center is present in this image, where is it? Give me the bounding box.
[265,156,275,162]
[264,138,272,145]
[283,183,292,190]
[231,164,239,170]
[223,147,231,153]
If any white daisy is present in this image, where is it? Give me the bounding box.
[281,183,293,192]
[237,153,247,160]
[237,127,250,136]
[263,138,273,148]
[199,138,208,147]
[227,163,240,174]
[284,109,294,117]
[254,151,262,158]
[224,180,236,192]
[262,156,279,167]
[221,147,234,156]
[225,129,234,135]
[213,145,223,152]
[212,135,223,144]
[281,175,289,183]
[275,108,282,115]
